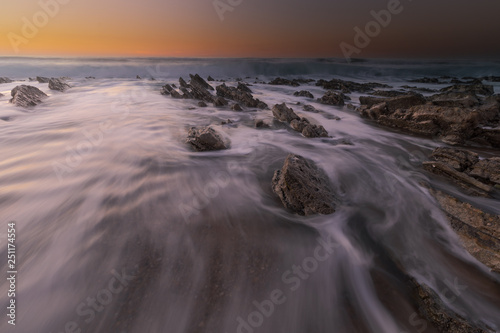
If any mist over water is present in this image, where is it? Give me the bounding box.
[0,58,500,333]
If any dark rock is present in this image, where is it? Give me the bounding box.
[272,154,337,216]
[186,127,227,151]
[272,103,300,123]
[160,84,174,95]
[136,75,141,79]
[0,77,13,84]
[170,90,183,99]
[370,90,407,97]
[303,104,319,113]
[440,83,494,96]
[85,76,96,80]
[216,83,268,109]
[48,78,70,92]
[190,74,214,91]
[0,92,3,97]
[180,87,194,99]
[36,76,49,83]
[410,277,495,332]
[428,147,479,172]
[359,94,426,110]
[318,91,345,106]
[301,123,329,138]
[231,104,242,111]
[409,77,441,84]
[482,76,500,82]
[255,119,270,128]
[429,92,480,108]
[269,77,300,87]
[179,77,189,88]
[316,78,390,93]
[428,188,500,274]
[207,76,215,81]
[198,101,208,107]
[469,158,500,186]
[213,96,229,107]
[294,90,314,98]
[237,82,252,93]
[221,119,233,125]
[10,85,48,107]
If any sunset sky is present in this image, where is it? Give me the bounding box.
[1,0,499,58]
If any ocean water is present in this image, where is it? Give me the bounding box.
[0,57,499,333]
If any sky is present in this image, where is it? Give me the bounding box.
[1,0,500,58]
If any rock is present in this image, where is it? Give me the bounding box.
[186,127,227,151]
[170,89,183,99]
[136,75,142,79]
[410,277,495,332]
[231,104,242,111]
[221,119,233,125]
[316,78,390,93]
[213,96,228,107]
[255,119,270,128]
[10,85,48,107]
[409,77,441,84]
[440,83,494,96]
[207,76,215,81]
[482,76,500,82]
[468,158,500,186]
[272,103,300,123]
[318,91,345,106]
[370,90,408,97]
[179,77,189,88]
[272,154,337,215]
[423,161,493,197]
[237,82,252,93]
[359,94,426,111]
[0,92,3,97]
[269,77,300,87]
[160,84,174,95]
[293,90,314,98]
[429,92,480,108]
[48,78,70,92]
[0,77,13,84]
[198,101,208,107]
[428,147,479,172]
[190,74,214,91]
[36,76,49,83]
[428,188,500,274]
[85,76,96,80]
[303,104,319,113]
[301,123,329,138]
[216,83,267,109]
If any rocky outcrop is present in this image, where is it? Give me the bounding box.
[423,147,499,197]
[428,188,500,274]
[318,91,345,106]
[316,78,390,93]
[36,76,49,83]
[272,103,329,138]
[409,77,441,84]
[207,76,215,81]
[440,83,494,96]
[237,83,252,93]
[410,278,495,332]
[0,77,13,84]
[358,92,500,147]
[272,154,337,215]
[10,85,48,107]
[186,127,227,152]
[190,74,214,91]
[294,90,314,98]
[48,78,71,92]
[269,78,314,87]
[216,83,268,109]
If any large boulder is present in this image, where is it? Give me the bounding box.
[48,78,71,92]
[272,154,337,215]
[186,127,227,152]
[318,91,345,106]
[10,85,48,107]
[272,103,300,123]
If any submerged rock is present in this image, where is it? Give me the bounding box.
[186,127,227,152]
[10,85,48,107]
[48,78,71,92]
[36,76,49,83]
[272,154,337,215]
[231,104,242,111]
[255,119,270,128]
[272,103,329,138]
[294,90,314,98]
